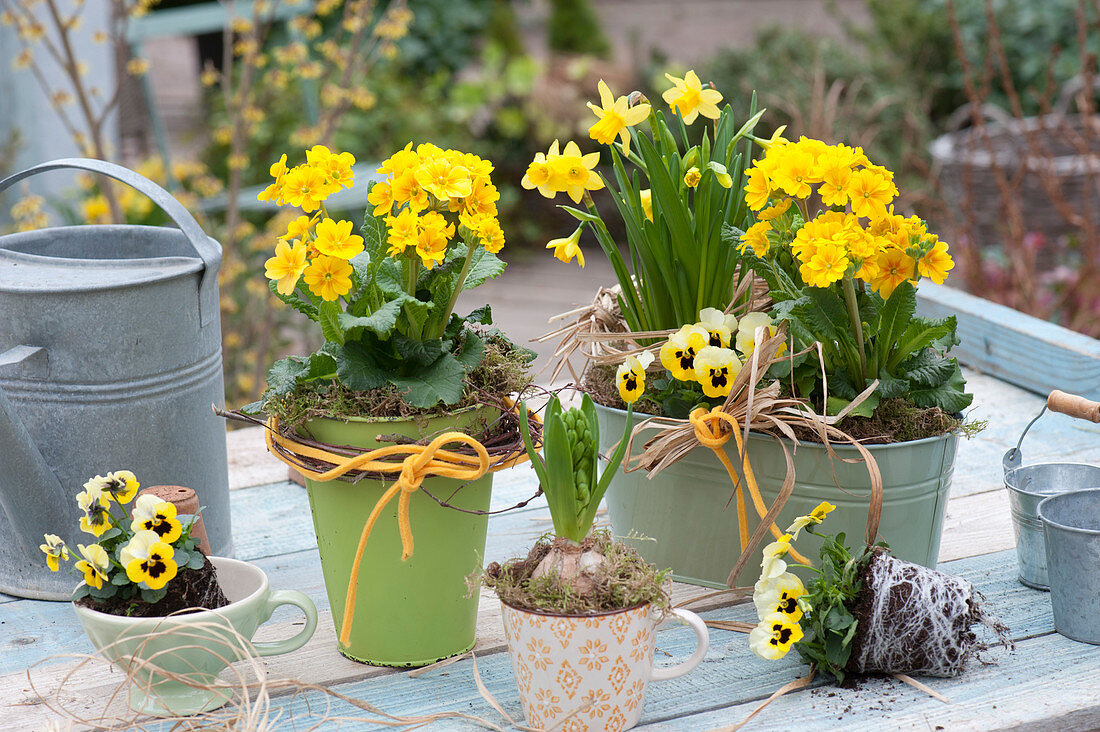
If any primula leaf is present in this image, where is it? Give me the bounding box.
[900,349,957,388]
[463,246,507,290]
[266,357,310,397]
[465,304,492,325]
[375,258,405,297]
[394,334,443,366]
[391,353,466,407]
[333,341,389,391]
[268,280,319,322]
[349,251,373,301]
[827,393,879,418]
[361,210,390,264]
[454,330,485,372]
[886,317,954,372]
[318,301,346,346]
[907,361,973,414]
[339,298,405,340]
[800,288,856,347]
[400,297,433,340]
[872,280,916,347]
[876,369,910,399]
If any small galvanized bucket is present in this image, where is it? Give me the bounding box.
[1003,391,1100,590]
[1038,488,1100,644]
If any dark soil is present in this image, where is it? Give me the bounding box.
[77,555,229,618]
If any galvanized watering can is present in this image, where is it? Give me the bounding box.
[1003,390,1100,590]
[0,159,232,600]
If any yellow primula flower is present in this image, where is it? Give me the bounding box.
[303,255,353,301]
[587,79,650,156]
[378,142,419,178]
[662,70,723,124]
[391,168,429,211]
[787,500,837,538]
[749,611,804,660]
[739,221,772,256]
[870,247,917,299]
[846,167,897,220]
[799,241,850,288]
[770,146,820,199]
[279,214,317,242]
[743,167,771,211]
[82,196,110,224]
[121,530,178,591]
[639,188,653,221]
[757,197,791,222]
[818,165,852,208]
[385,207,419,257]
[130,494,183,544]
[314,218,364,260]
[684,166,702,188]
[257,153,289,205]
[368,181,395,216]
[660,324,709,382]
[697,307,737,348]
[547,226,585,268]
[316,149,356,192]
[468,215,506,254]
[415,155,472,201]
[753,571,807,623]
[415,210,454,269]
[693,346,742,398]
[918,238,954,284]
[616,351,654,404]
[77,488,111,537]
[265,239,309,295]
[40,534,69,572]
[281,165,328,212]
[75,543,110,589]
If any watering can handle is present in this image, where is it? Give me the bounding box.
[0,158,221,327]
[1047,390,1100,423]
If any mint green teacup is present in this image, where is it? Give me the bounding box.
[73,556,317,716]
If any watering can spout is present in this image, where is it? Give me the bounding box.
[0,346,77,599]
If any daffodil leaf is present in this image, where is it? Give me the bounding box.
[319,301,346,346]
[559,205,602,224]
[391,353,466,407]
[265,357,311,397]
[454,330,484,372]
[333,341,388,391]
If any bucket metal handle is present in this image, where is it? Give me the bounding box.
[0,158,221,327]
[1003,390,1100,474]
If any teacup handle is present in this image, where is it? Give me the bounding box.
[252,590,318,657]
[650,608,709,681]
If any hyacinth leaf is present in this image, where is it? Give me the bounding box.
[585,402,635,535]
[518,400,549,489]
[541,397,581,541]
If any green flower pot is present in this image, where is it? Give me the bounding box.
[595,403,958,589]
[301,406,495,666]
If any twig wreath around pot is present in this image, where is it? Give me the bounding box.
[484,381,709,732]
[531,71,976,589]
[234,143,540,666]
[42,470,317,716]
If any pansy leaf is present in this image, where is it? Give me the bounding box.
[174,549,191,567]
[140,587,168,604]
[99,527,122,541]
[188,552,206,570]
[333,341,389,391]
[110,571,130,586]
[89,582,118,599]
[391,353,466,407]
[71,585,90,601]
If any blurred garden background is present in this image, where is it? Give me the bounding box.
[2,0,1098,407]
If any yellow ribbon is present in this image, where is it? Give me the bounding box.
[264,410,533,647]
[688,407,811,567]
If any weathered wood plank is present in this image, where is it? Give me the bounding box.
[938,489,1016,563]
[918,283,1100,401]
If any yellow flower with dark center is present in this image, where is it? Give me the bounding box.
[121,530,178,591]
[684,167,702,188]
[75,543,110,589]
[753,571,807,623]
[693,346,742,398]
[870,247,917,299]
[257,153,288,204]
[547,227,585,268]
[314,218,364,260]
[697,307,737,348]
[77,488,111,537]
[281,165,328,212]
[787,500,837,538]
[586,79,650,156]
[98,470,139,504]
[367,181,394,216]
[130,494,183,544]
[303,255,353,301]
[265,239,309,296]
[415,156,472,201]
[385,208,419,257]
[40,534,69,572]
[661,70,723,124]
[616,351,654,404]
[918,238,954,284]
[749,612,804,660]
[660,324,709,382]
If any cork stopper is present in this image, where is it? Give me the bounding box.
[135,485,212,555]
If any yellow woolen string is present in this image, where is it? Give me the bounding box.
[688,407,811,566]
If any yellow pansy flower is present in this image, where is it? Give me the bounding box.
[75,543,110,589]
[661,70,723,124]
[761,534,793,580]
[786,500,837,539]
[693,346,742,398]
[586,79,650,156]
[314,218,364,260]
[616,351,654,404]
[121,530,178,591]
[130,494,183,544]
[264,239,309,296]
[749,611,804,660]
[90,470,139,505]
[77,488,111,537]
[736,311,783,359]
[547,227,585,268]
[659,324,709,382]
[753,571,807,623]
[697,307,737,348]
[40,534,69,572]
[303,255,353,301]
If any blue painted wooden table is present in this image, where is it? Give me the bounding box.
[3,366,1100,731]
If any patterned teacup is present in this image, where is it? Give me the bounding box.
[501,602,708,731]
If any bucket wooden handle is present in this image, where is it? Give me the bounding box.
[1047,390,1100,422]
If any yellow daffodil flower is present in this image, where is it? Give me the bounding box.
[314,218,364,260]
[758,125,788,149]
[660,324,709,382]
[918,238,954,284]
[303,255,353,301]
[257,153,288,204]
[77,488,111,537]
[522,140,604,203]
[684,166,702,188]
[586,79,650,156]
[749,611,804,660]
[265,239,309,296]
[616,351,654,404]
[697,307,738,348]
[787,500,837,539]
[639,189,653,221]
[40,534,69,572]
[281,164,328,212]
[870,247,917,299]
[121,530,178,591]
[753,571,807,623]
[707,161,734,188]
[75,543,110,589]
[693,346,742,398]
[547,226,585,268]
[131,494,183,544]
[760,534,792,580]
[662,70,723,124]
